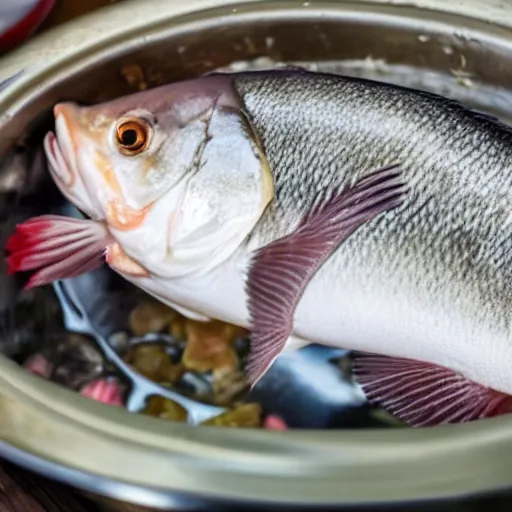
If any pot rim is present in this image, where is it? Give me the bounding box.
[1,0,512,507]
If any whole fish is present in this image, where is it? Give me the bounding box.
[7,68,512,428]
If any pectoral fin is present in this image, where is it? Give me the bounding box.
[6,215,111,289]
[245,164,407,385]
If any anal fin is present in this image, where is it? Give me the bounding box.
[353,353,512,427]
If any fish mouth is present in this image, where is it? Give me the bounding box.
[43,106,104,221]
[44,130,74,189]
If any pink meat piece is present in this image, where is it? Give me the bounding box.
[23,353,53,379]
[263,414,289,430]
[80,378,124,407]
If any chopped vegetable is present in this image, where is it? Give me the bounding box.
[142,395,188,422]
[183,319,239,373]
[129,300,176,336]
[124,343,184,383]
[202,403,262,428]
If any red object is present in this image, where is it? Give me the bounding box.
[23,353,53,379]
[0,0,56,52]
[80,378,125,407]
[263,414,289,430]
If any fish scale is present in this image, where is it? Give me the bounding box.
[232,71,512,395]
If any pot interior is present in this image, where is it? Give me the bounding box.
[2,0,512,506]
[3,0,512,428]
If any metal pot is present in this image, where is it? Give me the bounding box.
[1,0,512,509]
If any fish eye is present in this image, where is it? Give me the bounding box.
[115,117,151,155]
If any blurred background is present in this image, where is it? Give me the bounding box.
[40,0,122,30]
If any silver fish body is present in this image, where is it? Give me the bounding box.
[228,70,512,394]
[18,68,512,408]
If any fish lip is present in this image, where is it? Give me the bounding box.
[44,130,103,222]
[44,110,106,222]
[54,110,81,184]
[44,130,73,189]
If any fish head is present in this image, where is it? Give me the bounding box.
[43,76,275,278]
[44,83,216,229]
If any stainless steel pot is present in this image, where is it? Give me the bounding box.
[1,0,512,509]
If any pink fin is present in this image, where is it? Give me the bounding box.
[5,215,111,290]
[353,353,512,427]
[245,164,407,384]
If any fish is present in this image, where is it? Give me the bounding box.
[6,68,512,428]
